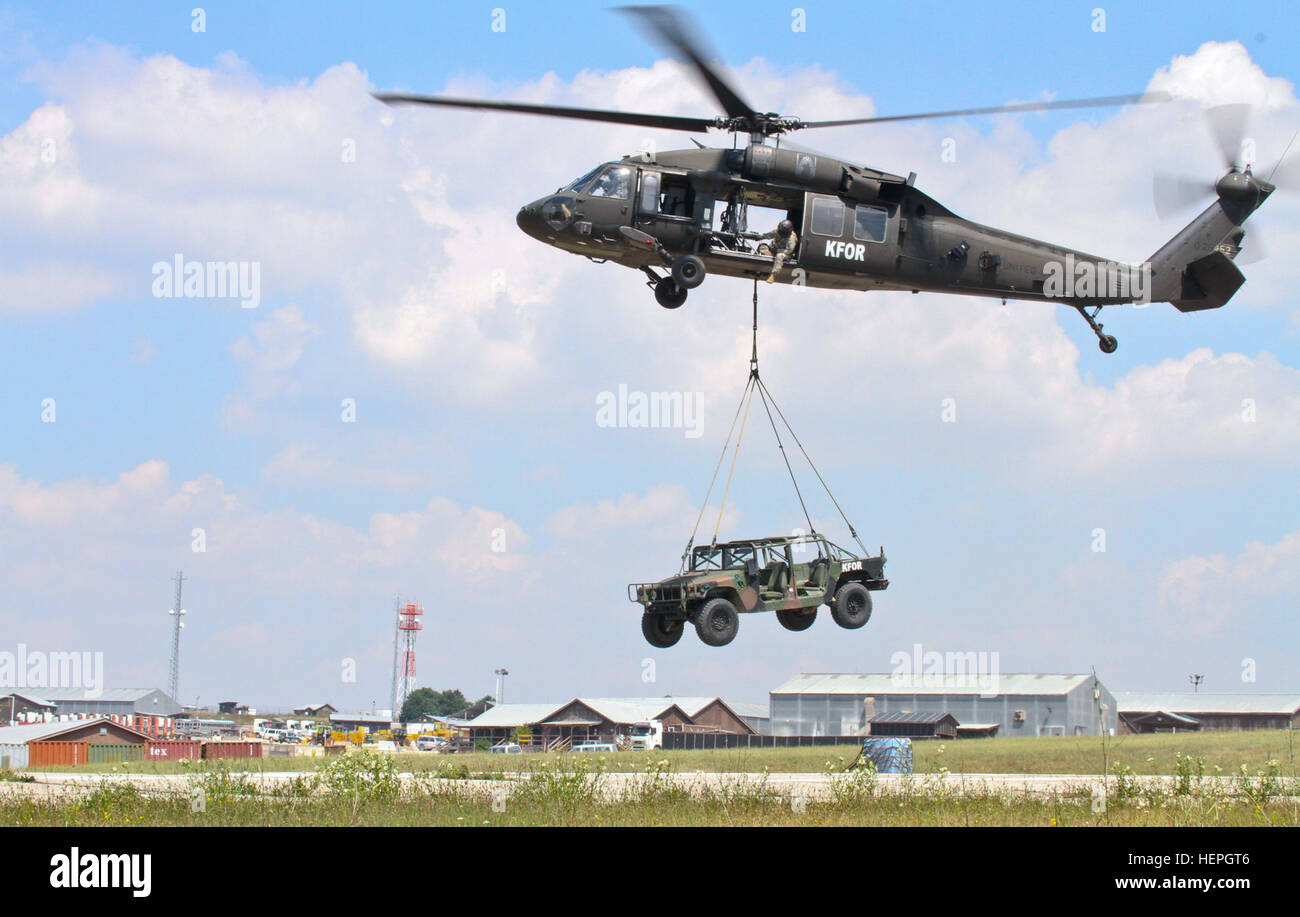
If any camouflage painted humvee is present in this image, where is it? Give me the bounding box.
[628,534,888,648]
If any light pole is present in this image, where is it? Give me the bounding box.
[494,668,509,705]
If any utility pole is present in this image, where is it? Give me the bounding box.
[167,572,186,703]
[1188,674,1204,693]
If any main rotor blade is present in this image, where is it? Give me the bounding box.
[617,5,757,123]
[797,91,1170,129]
[372,92,715,133]
[1153,171,1213,221]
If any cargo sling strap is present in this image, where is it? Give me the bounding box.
[679,280,868,573]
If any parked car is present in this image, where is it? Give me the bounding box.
[571,743,617,753]
[488,743,523,755]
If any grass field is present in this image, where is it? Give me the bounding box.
[5,730,1294,826]
[21,728,1300,778]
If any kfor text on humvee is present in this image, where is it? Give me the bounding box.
[629,533,888,647]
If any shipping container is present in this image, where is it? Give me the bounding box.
[146,739,201,761]
[201,741,263,760]
[28,740,90,767]
[87,743,145,765]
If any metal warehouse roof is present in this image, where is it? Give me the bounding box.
[772,673,1095,696]
[466,704,561,728]
[0,721,79,744]
[35,688,166,703]
[1,692,56,707]
[726,701,770,720]
[0,717,149,744]
[588,697,718,719]
[1115,693,1300,715]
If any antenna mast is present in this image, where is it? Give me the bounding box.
[167,572,186,702]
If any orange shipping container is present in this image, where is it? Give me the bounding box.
[28,740,90,767]
[201,741,262,760]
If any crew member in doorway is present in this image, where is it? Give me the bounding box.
[759,219,798,283]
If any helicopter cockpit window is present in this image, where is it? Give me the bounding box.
[853,204,888,243]
[564,166,601,193]
[588,165,632,200]
[810,198,846,236]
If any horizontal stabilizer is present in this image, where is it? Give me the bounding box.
[1171,249,1245,312]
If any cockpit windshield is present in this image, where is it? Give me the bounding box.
[563,166,601,193]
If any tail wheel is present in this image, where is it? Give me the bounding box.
[671,254,706,289]
[831,581,872,629]
[654,277,688,309]
[775,608,817,631]
[641,613,683,648]
[694,597,740,647]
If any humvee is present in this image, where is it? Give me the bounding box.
[628,534,888,647]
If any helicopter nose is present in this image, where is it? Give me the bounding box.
[517,201,546,240]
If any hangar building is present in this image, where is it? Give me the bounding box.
[1116,693,1300,733]
[771,673,1117,738]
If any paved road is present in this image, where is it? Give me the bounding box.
[3,770,1287,803]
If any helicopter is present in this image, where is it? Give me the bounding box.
[375,5,1286,354]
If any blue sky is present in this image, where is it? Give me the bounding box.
[1,1,1298,712]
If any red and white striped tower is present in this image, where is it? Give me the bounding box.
[391,600,423,717]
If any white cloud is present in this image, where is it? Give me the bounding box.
[1158,528,1300,636]
[6,37,1300,700]
[546,483,741,544]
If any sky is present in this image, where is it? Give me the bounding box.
[1,1,1298,713]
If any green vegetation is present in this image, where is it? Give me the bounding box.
[23,728,1299,779]
[398,688,494,723]
[1,750,1295,827]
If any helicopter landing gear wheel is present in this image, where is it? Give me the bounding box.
[1073,304,1118,355]
[671,254,706,290]
[654,277,688,309]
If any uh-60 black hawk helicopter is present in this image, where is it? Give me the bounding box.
[376,6,1288,354]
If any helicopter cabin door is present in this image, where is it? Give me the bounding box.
[799,193,897,276]
[635,169,696,252]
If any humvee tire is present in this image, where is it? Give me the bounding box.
[831,581,872,629]
[642,613,684,648]
[695,597,740,647]
[775,608,817,631]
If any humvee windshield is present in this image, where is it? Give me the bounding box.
[691,543,755,571]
